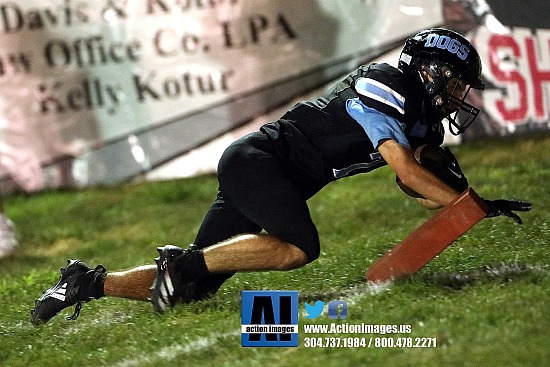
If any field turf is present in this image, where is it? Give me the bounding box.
[1,133,549,367]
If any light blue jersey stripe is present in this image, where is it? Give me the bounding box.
[355,77,405,115]
[346,98,411,150]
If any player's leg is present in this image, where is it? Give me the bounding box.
[101,191,263,302]
[214,132,321,265]
[31,132,319,321]
[150,133,321,311]
[103,265,156,300]
[31,259,173,325]
[189,191,261,293]
[194,132,321,273]
[203,233,308,272]
[30,156,270,322]
[30,195,247,325]
[150,234,309,312]
[99,185,265,301]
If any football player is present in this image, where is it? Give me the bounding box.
[31,28,531,325]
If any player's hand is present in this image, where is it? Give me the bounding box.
[483,199,532,224]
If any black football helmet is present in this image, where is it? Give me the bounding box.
[399,28,484,135]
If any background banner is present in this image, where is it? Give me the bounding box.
[0,0,548,192]
[0,0,441,191]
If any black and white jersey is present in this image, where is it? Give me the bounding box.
[260,63,445,184]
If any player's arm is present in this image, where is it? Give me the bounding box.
[379,139,531,222]
[377,139,461,207]
[345,98,460,207]
[416,197,443,210]
[346,82,530,220]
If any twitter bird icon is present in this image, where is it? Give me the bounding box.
[304,301,325,319]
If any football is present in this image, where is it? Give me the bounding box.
[396,144,468,198]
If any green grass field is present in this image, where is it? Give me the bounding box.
[1,133,549,367]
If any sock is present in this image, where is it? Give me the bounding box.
[92,265,108,299]
[182,249,210,281]
[78,265,107,300]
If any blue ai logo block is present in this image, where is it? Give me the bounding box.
[241,291,299,347]
[327,300,347,320]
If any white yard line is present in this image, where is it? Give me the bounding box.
[110,330,240,367]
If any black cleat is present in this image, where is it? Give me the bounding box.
[149,245,198,312]
[30,260,106,326]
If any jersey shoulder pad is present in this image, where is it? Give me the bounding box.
[353,63,407,119]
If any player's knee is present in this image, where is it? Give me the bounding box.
[217,144,242,184]
[302,233,321,263]
[278,240,322,270]
[217,138,253,186]
[276,244,309,271]
[282,233,320,267]
[305,246,320,263]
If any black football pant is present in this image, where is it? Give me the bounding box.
[192,131,322,296]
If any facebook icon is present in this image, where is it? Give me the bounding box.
[327,300,347,319]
